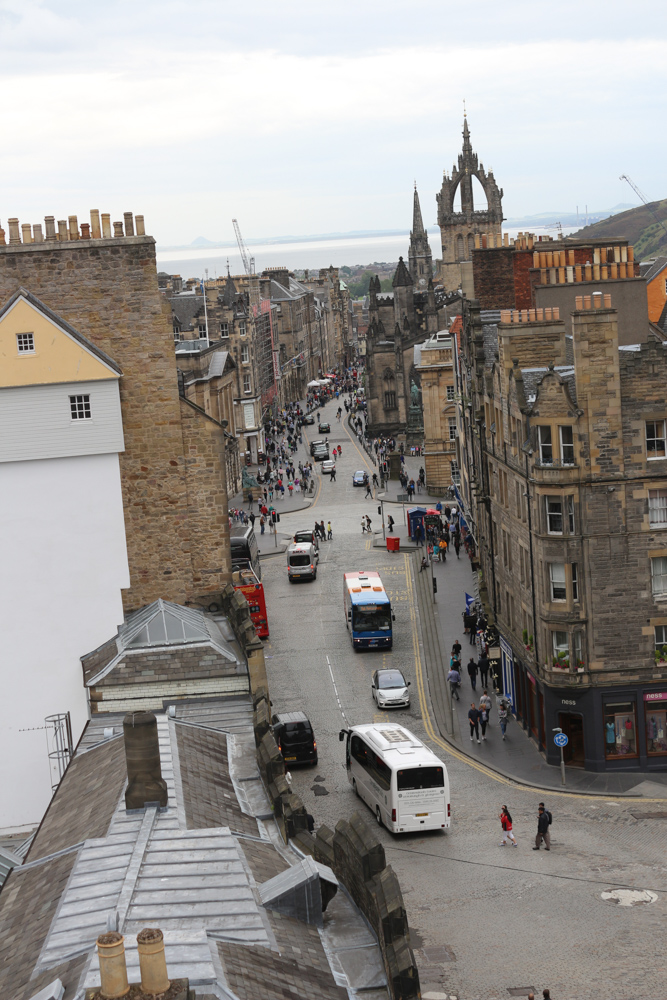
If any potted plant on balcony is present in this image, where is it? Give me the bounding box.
[655,646,667,666]
[552,652,570,670]
[522,629,534,653]
[576,659,586,673]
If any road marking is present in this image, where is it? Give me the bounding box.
[326,654,349,726]
[404,553,665,801]
[341,415,373,472]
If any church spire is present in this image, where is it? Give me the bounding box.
[462,111,472,155]
[412,183,425,236]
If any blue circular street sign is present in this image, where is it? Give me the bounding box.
[554,733,569,747]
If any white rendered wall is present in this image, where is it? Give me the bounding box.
[0,452,130,830]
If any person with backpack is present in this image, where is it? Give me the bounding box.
[533,804,551,850]
[499,805,518,847]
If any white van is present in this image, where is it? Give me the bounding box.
[287,542,318,582]
[339,723,450,833]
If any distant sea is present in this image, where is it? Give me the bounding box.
[156,226,577,280]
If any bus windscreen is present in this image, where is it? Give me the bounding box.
[352,605,392,632]
[396,766,444,790]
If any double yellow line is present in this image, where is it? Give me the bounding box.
[404,553,665,801]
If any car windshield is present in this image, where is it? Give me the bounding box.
[377,670,406,689]
[290,554,311,567]
[294,532,313,543]
[353,604,392,632]
[281,722,312,745]
[396,766,444,790]
[354,471,365,480]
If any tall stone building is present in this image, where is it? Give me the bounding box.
[456,291,667,774]
[416,320,459,491]
[436,115,504,292]
[0,211,232,615]
[408,185,433,288]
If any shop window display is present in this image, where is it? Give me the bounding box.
[603,702,637,758]
[646,708,667,756]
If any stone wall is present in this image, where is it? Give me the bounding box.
[0,234,231,612]
[314,815,420,1000]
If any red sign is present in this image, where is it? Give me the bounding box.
[643,691,667,702]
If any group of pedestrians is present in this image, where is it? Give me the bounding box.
[314,520,333,541]
[498,803,553,851]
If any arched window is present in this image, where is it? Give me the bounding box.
[467,233,475,258]
[457,234,464,261]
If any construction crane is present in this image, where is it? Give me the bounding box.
[232,219,255,275]
[619,175,667,243]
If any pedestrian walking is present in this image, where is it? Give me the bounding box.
[387,515,395,533]
[479,703,489,740]
[447,665,461,700]
[361,516,367,534]
[480,689,492,725]
[454,536,461,558]
[372,473,379,488]
[452,639,462,660]
[365,481,373,499]
[327,521,333,540]
[533,805,551,850]
[330,467,336,482]
[419,555,429,573]
[467,657,478,691]
[319,520,326,542]
[498,700,509,739]
[365,515,372,533]
[249,511,256,529]
[499,805,518,847]
[260,515,265,534]
[478,652,490,688]
[468,703,481,743]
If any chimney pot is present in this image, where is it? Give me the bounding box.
[553,307,560,320]
[68,215,79,241]
[620,245,628,263]
[21,223,33,244]
[101,213,112,239]
[137,927,170,995]
[123,711,168,810]
[575,295,583,310]
[113,221,124,238]
[135,214,146,236]
[620,262,627,279]
[80,223,91,239]
[584,295,592,310]
[96,932,130,998]
[58,220,68,242]
[33,224,44,243]
[0,224,5,246]
[604,293,612,308]
[90,209,102,239]
[536,307,544,321]
[123,212,135,237]
[44,216,57,241]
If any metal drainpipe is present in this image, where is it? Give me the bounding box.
[524,447,539,669]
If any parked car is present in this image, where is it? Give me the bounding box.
[272,711,317,765]
[352,469,369,487]
[293,529,319,553]
[321,460,336,476]
[302,414,315,425]
[371,668,411,709]
[313,444,329,462]
[310,439,326,456]
[318,421,331,433]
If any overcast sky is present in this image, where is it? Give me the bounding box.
[1,0,665,246]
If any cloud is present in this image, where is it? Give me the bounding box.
[0,3,666,243]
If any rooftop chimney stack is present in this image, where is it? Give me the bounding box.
[44,216,57,241]
[137,928,170,995]
[123,212,135,237]
[90,209,102,239]
[96,932,130,998]
[101,213,112,239]
[123,711,168,810]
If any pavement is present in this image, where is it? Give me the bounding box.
[255,395,667,1000]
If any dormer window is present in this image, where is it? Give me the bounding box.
[17,333,34,353]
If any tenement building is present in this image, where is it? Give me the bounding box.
[457,292,667,773]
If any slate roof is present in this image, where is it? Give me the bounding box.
[639,255,667,282]
[520,365,577,407]
[169,292,205,331]
[0,698,386,999]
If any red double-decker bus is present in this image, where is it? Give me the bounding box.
[232,564,269,638]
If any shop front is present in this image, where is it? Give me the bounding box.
[500,636,546,752]
[541,685,667,773]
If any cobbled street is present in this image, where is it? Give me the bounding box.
[259,400,666,1000]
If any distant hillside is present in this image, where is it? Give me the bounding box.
[571,200,667,260]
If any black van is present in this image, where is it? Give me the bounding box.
[230,524,261,580]
[272,712,317,766]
